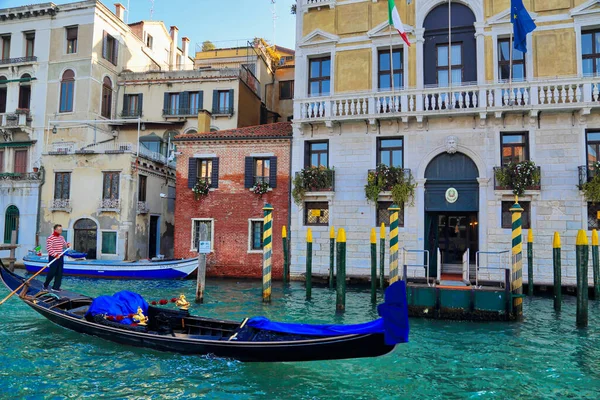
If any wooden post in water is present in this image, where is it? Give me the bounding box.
[282,225,289,287]
[195,224,208,304]
[552,232,562,312]
[592,229,600,300]
[9,231,17,272]
[388,204,401,284]
[329,226,335,289]
[510,197,524,318]
[336,228,347,312]
[527,229,534,296]
[306,228,313,300]
[262,204,274,303]
[576,230,589,328]
[370,228,377,303]
[379,223,385,290]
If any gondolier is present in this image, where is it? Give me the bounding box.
[44,224,70,292]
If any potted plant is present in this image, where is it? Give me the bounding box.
[582,161,600,203]
[495,161,541,196]
[15,108,29,115]
[251,181,270,195]
[292,166,334,205]
[192,179,210,200]
[365,164,416,206]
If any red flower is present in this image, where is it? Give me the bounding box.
[116,315,124,321]
[151,301,157,306]
[159,299,168,305]
[128,313,135,318]
[171,298,177,303]
[106,315,115,321]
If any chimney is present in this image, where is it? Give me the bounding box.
[197,110,211,133]
[169,26,178,71]
[114,3,125,21]
[181,37,190,59]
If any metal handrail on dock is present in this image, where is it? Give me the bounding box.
[475,250,511,288]
[402,248,431,286]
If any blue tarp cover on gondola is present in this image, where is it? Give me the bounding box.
[64,251,87,259]
[85,291,148,325]
[247,281,409,345]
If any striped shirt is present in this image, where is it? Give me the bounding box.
[47,234,67,257]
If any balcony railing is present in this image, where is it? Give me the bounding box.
[162,108,200,117]
[367,168,412,191]
[0,172,41,181]
[305,0,335,10]
[119,109,142,118]
[137,201,149,214]
[99,199,120,211]
[212,107,234,116]
[0,56,37,65]
[493,165,542,191]
[296,77,600,123]
[1,113,32,129]
[294,167,335,192]
[49,199,71,212]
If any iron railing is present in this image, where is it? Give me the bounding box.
[119,109,142,118]
[0,56,37,65]
[162,108,200,116]
[49,199,71,211]
[475,250,511,288]
[211,107,234,115]
[99,199,120,211]
[401,248,431,286]
[0,172,41,181]
[294,168,335,192]
[493,165,541,191]
[367,168,412,191]
[578,165,599,188]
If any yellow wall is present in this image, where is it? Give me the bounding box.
[533,29,577,77]
[303,8,336,36]
[238,81,262,127]
[336,3,370,36]
[335,49,371,93]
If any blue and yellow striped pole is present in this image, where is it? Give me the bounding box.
[262,204,273,303]
[510,197,524,317]
[389,204,401,284]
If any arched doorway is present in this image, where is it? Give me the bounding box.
[3,206,19,244]
[74,218,97,259]
[424,152,479,277]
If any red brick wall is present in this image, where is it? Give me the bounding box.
[174,139,291,279]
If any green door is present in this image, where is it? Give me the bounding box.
[3,205,19,244]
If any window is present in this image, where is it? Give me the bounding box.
[54,172,71,200]
[587,131,600,167]
[25,32,34,57]
[0,76,6,113]
[59,70,75,113]
[254,158,270,185]
[102,31,118,65]
[18,74,31,110]
[13,149,27,174]
[189,92,200,114]
[279,81,294,100]
[3,205,19,244]
[498,38,525,81]
[588,203,600,230]
[501,133,529,165]
[502,201,531,229]
[437,43,462,86]
[197,159,213,185]
[102,172,120,200]
[376,201,405,228]
[0,151,3,173]
[101,77,112,118]
[250,220,264,251]
[192,219,213,251]
[123,94,141,117]
[138,175,147,202]
[217,90,230,114]
[308,56,331,96]
[101,231,117,255]
[378,49,403,90]
[66,26,78,54]
[168,93,180,115]
[305,141,328,167]
[146,33,153,49]
[1,35,10,60]
[377,138,404,167]
[582,30,600,76]
[305,202,329,226]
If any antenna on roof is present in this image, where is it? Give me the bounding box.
[149,0,155,20]
[270,0,277,46]
[126,0,130,23]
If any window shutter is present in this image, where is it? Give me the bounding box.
[102,31,107,59]
[198,90,204,110]
[138,94,143,116]
[244,157,254,189]
[122,94,129,115]
[269,156,277,188]
[304,142,310,168]
[65,172,71,199]
[211,158,219,188]
[163,92,169,114]
[212,90,218,113]
[228,89,234,113]
[187,158,197,189]
[113,37,119,65]
[180,91,189,113]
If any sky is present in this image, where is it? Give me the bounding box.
[1,0,297,50]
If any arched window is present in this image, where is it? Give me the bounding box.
[185,129,197,135]
[101,76,112,118]
[0,75,6,113]
[59,69,75,113]
[73,218,97,259]
[3,205,19,244]
[18,73,31,110]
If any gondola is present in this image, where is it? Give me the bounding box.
[0,265,409,362]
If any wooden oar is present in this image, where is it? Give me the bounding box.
[0,249,69,306]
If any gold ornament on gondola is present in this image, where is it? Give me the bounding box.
[132,307,148,326]
[175,294,190,311]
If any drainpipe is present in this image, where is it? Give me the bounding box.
[35,165,46,247]
[287,135,293,274]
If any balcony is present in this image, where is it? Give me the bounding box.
[137,201,149,214]
[99,199,120,212]
[0,172,41,181]
[1,112,32,131]
[304,0,335,11]
[48,142,133,155]
[211,107,234,116]
[119,109,142,118]
[49,199,71,212]
[0,56,37,66]
[493,165,541,192]
[162,108,200,117]
[295,77,600,125]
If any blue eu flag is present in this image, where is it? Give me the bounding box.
[511,0,536,53]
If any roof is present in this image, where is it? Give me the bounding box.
[275,45,295,55]
[174,122,292,142]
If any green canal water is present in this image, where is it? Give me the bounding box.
[1,277,599,399]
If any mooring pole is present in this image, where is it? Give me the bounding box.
[195,224,208,304]
[527,229,534,296]
[336,228,347,312]
[576,230,589,328]
[510,197,524,318]
[262,203,274,303]
[388,204,401,284]
[553,232,562,312]
[592,229,600,300]
[9,231,17,272]
[329,226,335,289]
[306,228,313,301]
[379,222,386,290]
[282,225,289,287]
[370,228,377,303]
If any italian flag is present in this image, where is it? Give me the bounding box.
[388,0,410,47]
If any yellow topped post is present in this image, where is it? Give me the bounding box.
[592,230,600,299]
[528,230,533,243]
[379,223,386,290]
[380,223,385,240]
[576,229,589,327]
[329,226,335,288]
[389,204,401,284]
[510,197,524,317]
[552,232,562,311]
[370,228,377,244]
[527,229,534,296]
[553,232,561,248]
[336,228,347,312]
[262,204,274,303]
[306,228,313,300]
[282,226,287,238]
[330,226,335,239]
[307,228,313,243]
[282,225,289,286]
[370,228,377,303]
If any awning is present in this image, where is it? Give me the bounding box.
[0,77,37,84]
[0,141,36,148]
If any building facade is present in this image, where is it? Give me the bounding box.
[291,0,600,285]
[173,122,292,278]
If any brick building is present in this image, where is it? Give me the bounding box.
[173,121,292,278]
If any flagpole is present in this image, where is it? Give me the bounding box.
[509,30,514,106]
[448,0,452,109]
[389,24,395,110]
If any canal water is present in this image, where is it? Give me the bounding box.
[0,277,599,399]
